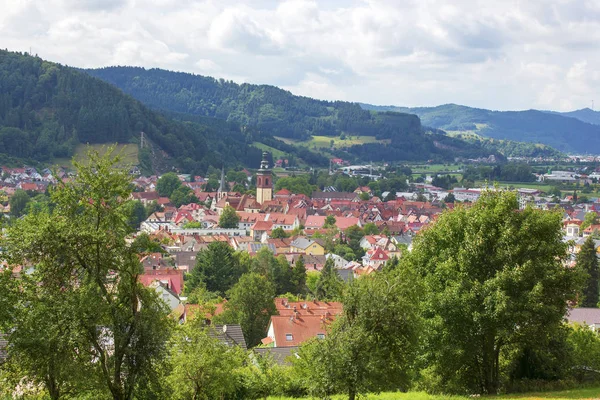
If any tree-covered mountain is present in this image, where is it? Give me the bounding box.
[0,50,316,172]
[553,108,600,126]
[361,103,600,154]
[86,66,501,162]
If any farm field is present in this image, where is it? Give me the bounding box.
[268,386,600,400]
[52,143,139,168]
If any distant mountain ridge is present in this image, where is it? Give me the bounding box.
[360,103,600,154]
[85,67,516,162]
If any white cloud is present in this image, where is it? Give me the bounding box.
[1,0,600,111]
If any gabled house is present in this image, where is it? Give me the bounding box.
[362,247,389,269]
[289,237,325,255]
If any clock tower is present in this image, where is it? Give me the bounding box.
[256,152,273,204]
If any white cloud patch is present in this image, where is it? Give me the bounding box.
[1,0,600,111]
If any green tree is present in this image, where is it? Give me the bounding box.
[122,199,146,230]
[567,324,600,382]
[250,247,293,295]
[188,241,246,296]
[444,192,456,203]
[583,212,600,230]
[362,222,379,235]
[359,192,370,201]
[216,273,276,347]
[407,190,579,394]
[9,189,30,217]
[170,185,197,207]
[2,149,173,400]
[324,214,336,228]
[167,320,245,400]
[315,258,343,301]
[131,232,165,254]
[294,269,420,400]
[291,255,307,295]
[219,205,240,228]
[270,226,289,239]
[156,172,182,197]
[576,235,599,308]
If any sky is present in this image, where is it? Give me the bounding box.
[1,0,599,111]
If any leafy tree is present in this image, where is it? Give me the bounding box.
[291,255,307,295]
[219,205,240,228]
[344,225,365,259]
[362,223,379,235]
[167,320,245,400]
[250,247,293,295]
[170,185,197,207]
[270,226,289,239]
[567,324,600,383]
[182,221,203,229]
[188,241,246,296]
[576,235,599,308]
[294,269,420,400]
[122,200,146,230]
[274,175,316,196]
[407,190,579,394]
[216,273,276,347]
[2,149,173,400]
[24,193,52,215]
[131,232,165,254]
[315,258,343,301]
[156,172,182,197]
[444,192,456,203]
[359,192,370,201]
[9,189,30,217]
[324,215,337,228]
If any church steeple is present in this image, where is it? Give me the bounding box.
[256,152,272,204]
[217,166,226,200]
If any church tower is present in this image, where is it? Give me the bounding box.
[256,152,273,204]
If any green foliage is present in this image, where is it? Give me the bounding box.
[187,241,247,296]
[216,272,277,347]
[362,223,379,235]
[293,269,420,400]
[462,163,536,183]
[582,212,599,230]
[170,185,198,207]
[290,255,307,295]
[122,199,146,230]
[1,148,173,400]
[219,205,240,228]
[0,50,266,171]
[271,226,290,239]
[9,189,30,217]
[314,258,344,301]
[324,215,336,228]
[182,221,202,229]
[567,324,600,383]
[576,235,599,308]
[167,321,245,400]
[275,175,316,196]
[131,232,165,254]
[156,172,181,197]
[407,190,579,394]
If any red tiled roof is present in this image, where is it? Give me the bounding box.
[269,314,336,347]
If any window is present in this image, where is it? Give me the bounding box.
[286,333,293,341]
[317,333,325,339]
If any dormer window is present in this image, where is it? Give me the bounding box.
[317,333,325,339]
[286,333,293,341]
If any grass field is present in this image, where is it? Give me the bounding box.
[275,135,390,150]
[53,143,139,168]
[252,142,288,160]
[268,386,600,400]
[409,163,464,174]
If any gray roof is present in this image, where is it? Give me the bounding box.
[208,324,247,350]
[254,346,299,366]
[336,269,354,283]
[566,308,600,325]
[248,243,276,253]
[290,237,313,249]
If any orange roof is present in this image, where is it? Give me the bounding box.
[269,314,336,347]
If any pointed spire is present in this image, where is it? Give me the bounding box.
[218,166,225,193]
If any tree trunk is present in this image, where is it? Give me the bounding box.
[348,389,356,400]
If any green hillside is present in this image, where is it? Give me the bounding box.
[554,108,600,126]
[0,50,276,173]
[85,66,501,162]
[361,103,600,154]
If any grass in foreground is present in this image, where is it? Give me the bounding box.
[268,386,600,400]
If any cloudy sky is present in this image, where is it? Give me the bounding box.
[2,0,599,111]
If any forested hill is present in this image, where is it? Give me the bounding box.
[86,66,423,141]
[0,50,283,173]
[553,108,600,126]
[361,103,600,154]
[86,66,504,162]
